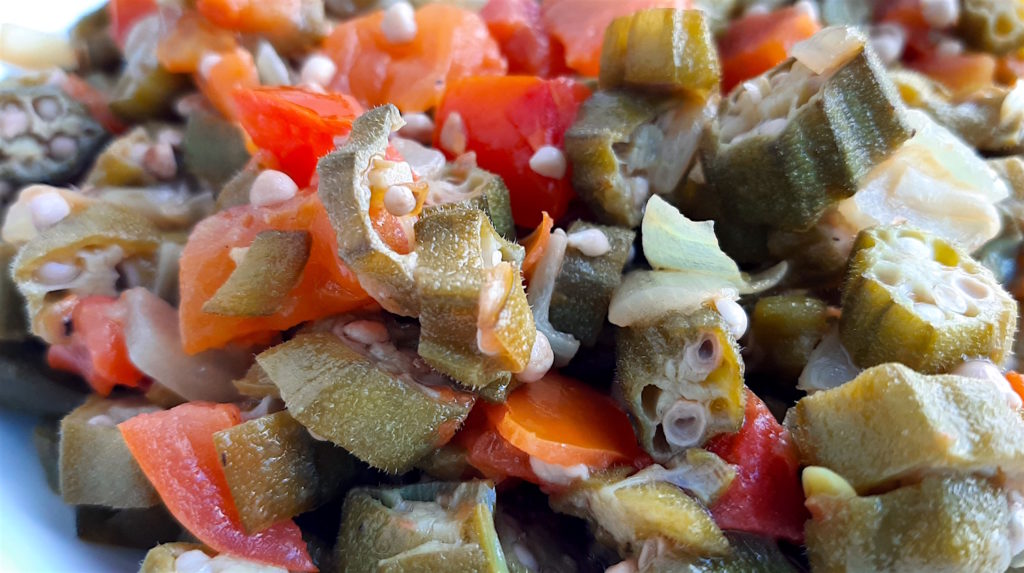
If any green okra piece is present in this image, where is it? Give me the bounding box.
[33,420,61,495]
[551,467,729,559]
[75,505,183,549]
[232,362,280,399]
[85,127,164,187]
[703,27,913,232]
[317,104,419,316]
[202,230,312,317]
[751,293,830,379]
[959,0,1024,55]
[0,82,108,191]
[839,225,1017,373]
[414,204,534,391]
[0,243,27,341]
[0,342,86,416]
[214,411,356,533]
[335,481,508,573]
[616,309,745,462]
[256,331,474,473]
[109,17,188,121]
[600,9,720,96]
[59,396,162,508]
[70,6,120,72]
[216,160,260,211]
[639,532,798,572]
[785,363,1024,493]
[806,476,1014,573]
[424,156,515,240]
[549,221,635,347]
[182,108,252,189]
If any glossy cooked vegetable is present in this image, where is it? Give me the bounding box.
[202,230,312,317]
[423,155,515,240]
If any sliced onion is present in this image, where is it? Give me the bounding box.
[526,229,580,366]
[608,270,738,327]
[121,288,249,402]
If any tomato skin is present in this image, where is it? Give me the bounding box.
[109,0,158,50]
[909,52,997,99]
[178,192,375,354]
[47,296,144,396]
[119,403,316,571]
[457,408,540,484]
[705,390,808,544]
[234,87,364,186]
[323,4,507,113]
[480,0,569,77]
[157,11,238,74]
[433,76,590,227]
[718,6,821,94]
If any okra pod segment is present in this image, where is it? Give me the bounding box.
[256,324,474,474]
[75,505,183,549]
[59,396,162,508]
[958,0,1024,55]
[202,230,312,317]
[424,154,515,241]
[785,363,1024,493]
[317,104,419,316]
[600,9,720,96]
[805,476,1016,573]
[638,532,799,572]
[703,26,913,232]
[181,108,252,189]
[616,309,745,463]
[108,16,188,121]
[839,225,1017,373]
[549,221,635,347]
[213,411,356,533]
[335,481,509,573]
[750,293,830,379]
[414,204,534,391]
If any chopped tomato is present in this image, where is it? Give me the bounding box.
[119,403,316,571]
[481,0,569,77]
[520,211,553,284]
[706,389,808,544]
[323,4,507,113]
[157,11,238,74]
[179,192,378,354]
[718,5,821,93]
[195,47,260,121]
[59,74,126,134]
[457,407,540,484]
[233,87,363,187]
[540,0,687,77]
[109,0,158,50]
[997,54,1024,84]
[196,0,321,45]
[1006,371,1024,405]
[479,372,648,470]
[47,296,145,396]
[433,75,590,227]
[909,51,997,99]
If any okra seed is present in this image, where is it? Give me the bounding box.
[33,96,61,120]
[300,54,337,87]
[35,261,80,285]
[896,236,932,259]
[49,135,78,160]
[517,332,553,383]
[935,37,965,56]
[913,302,946,323]
[86,414,116,426]
[933,283,968,315]
[921,0,960,29]
[528,145,567,179]
[713,297,748,339]
[383,185,416,216]
[794,1,819,23]
[873,262,902,286]
[342,320,390,345]
[870,24,907,66]
[439,112,467,155]
[1001,82,1024,124]
[955,275,991,300]
[661,399,707,449]
[256,40,291,87]
[143,142,177,180]
[174,549,212,573]
[398,112,434,144]
[566,228,611,257]
[198,53,223,78]
[250,169,298,207]
[0,103,29,138]
[380,1,417,44]
[29,191,70,229]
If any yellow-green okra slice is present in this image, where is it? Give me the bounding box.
[599,9,721,96]
[616,309,745,462]
[805,475,1015,573]
[637,532,799,572]
[317,104,419,316]
[750,293,830,379]
[958,0,1024,54]
[213,411,357,533]
[549,221,635,347]
[139,543,294,573]
[414,204,534,391]
[59,395,162,508]
[703,26,913,232]
[256,329,474,474]
[785,363,1024,493]
[839,225,1017,373]
[423,154,515,241]
[564,91,714,228]
[335,481,508,573]
[75,505,183,549]
[202,230,312,317]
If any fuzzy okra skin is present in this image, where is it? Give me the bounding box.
[549,222,635,347]
[840,225,1017,373]
[414,205,534,391]
[639,532,799,572]
[805,476,1013,573]
[256,332,474,474]
[335,481,507,573]
[202,230,312,317]
[59,396,161,508]
[751,293,830,379]
[786,363,1024,493]
[958,0,1024,55]
[616,308,745,462]
[425,159,516,241]
[703,29,913,232]
[108,17,187,121]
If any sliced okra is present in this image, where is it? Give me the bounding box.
[109,16,188,121]
[549,221,635,347]
[181,108,252,188]
[424,154,515,240]
[639,532,798,572]
[785,363,1024,493]
[414,204,534,390]
[256,327,474,474]
[839,225,1017,373]
[703,26,912,232]
[958,0,1024,55]
[75,505,183,549]
[202,230,311,317]
[616,309,745,463]
[751,293,830,379]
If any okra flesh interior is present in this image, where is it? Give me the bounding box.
[423,157,516,241]
[617,309,745,462]
[706,26,912,232]
[840,225,1017,373]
